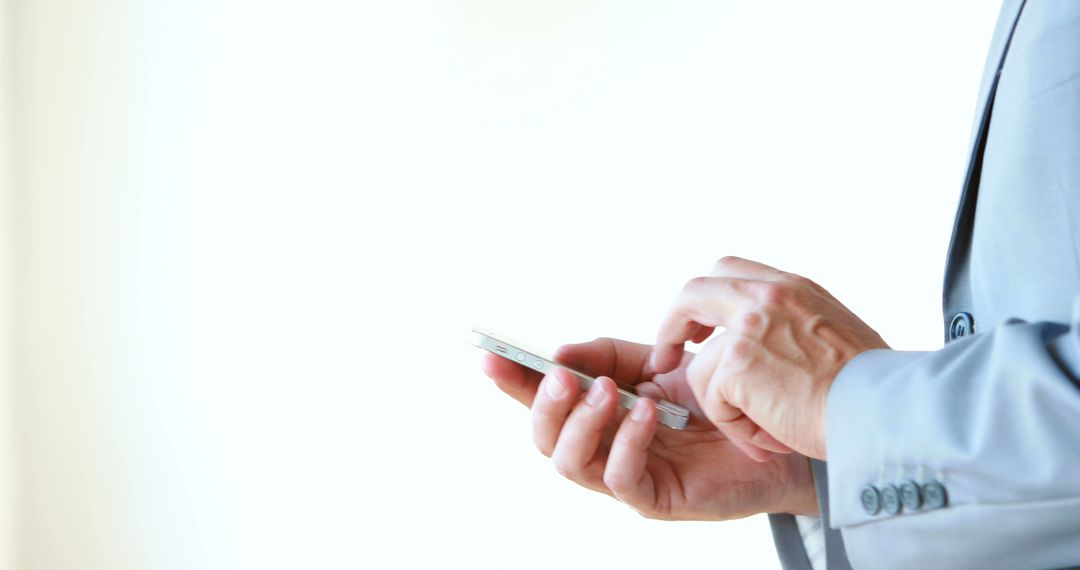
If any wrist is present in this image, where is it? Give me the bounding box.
[805,379,831,461]
[777,455,820,516]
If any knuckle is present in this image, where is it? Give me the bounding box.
[702,405,729,433]
[532,434,554,457]
[755,281,787,305]
[786,273,824,295]
[732,310,767,333]
[785,272,813,287]
[593,337,618,355]
[553,459,578,481]
[722,378,750,412]
[602,469,626,492]
[684,275,712,293]
[713,255,743,270]
[725,336,756,364]
[531,398,556,419]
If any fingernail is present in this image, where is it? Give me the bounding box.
[631,398,650,421]
[586,379,607,406]
[544,374,567,399]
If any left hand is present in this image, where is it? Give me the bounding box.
[650,256,890,460]
[482,337,820,520]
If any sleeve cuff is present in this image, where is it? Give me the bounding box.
[825,349,930,528]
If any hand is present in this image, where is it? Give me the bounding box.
[482,337,819,520]
[650,256,890,460]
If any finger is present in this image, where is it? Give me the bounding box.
[690,324,715,344]
[604,398,658,509]
[752,430,793,454]
[690,378,789,459]
[683,336,788,459]
[481,352,544,407]
[551,376,620,492]
[554,338,653,383]
[651,276,755,373]
[709,256,785,279]
[713,412,780,462]
[684,382,774,463]
[686,367,772,462]
[531,368,581,457]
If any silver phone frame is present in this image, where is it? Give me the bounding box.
[470,328,689,430]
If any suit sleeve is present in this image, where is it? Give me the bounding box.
[825,296,1080,569]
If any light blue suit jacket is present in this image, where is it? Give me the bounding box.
[771,1,1080,568]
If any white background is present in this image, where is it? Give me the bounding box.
[4,0,1000,568]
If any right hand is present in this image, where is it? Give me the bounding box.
[481,337,819,520]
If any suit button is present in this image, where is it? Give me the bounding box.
[881,485,902,515]
[949,312,975,341]
[860,485,882,515]
[900,480,923,511]
[922,480,948,509]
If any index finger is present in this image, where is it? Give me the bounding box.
[553,338,653,385]
[709,256,785,279]
[481,352,545,408]
[685,258,788,349]
[650,277,756,373]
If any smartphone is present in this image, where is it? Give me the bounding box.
[470,328,689,430]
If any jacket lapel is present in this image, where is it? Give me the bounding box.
[942,0,1027,323]
[965,0,1027,158]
